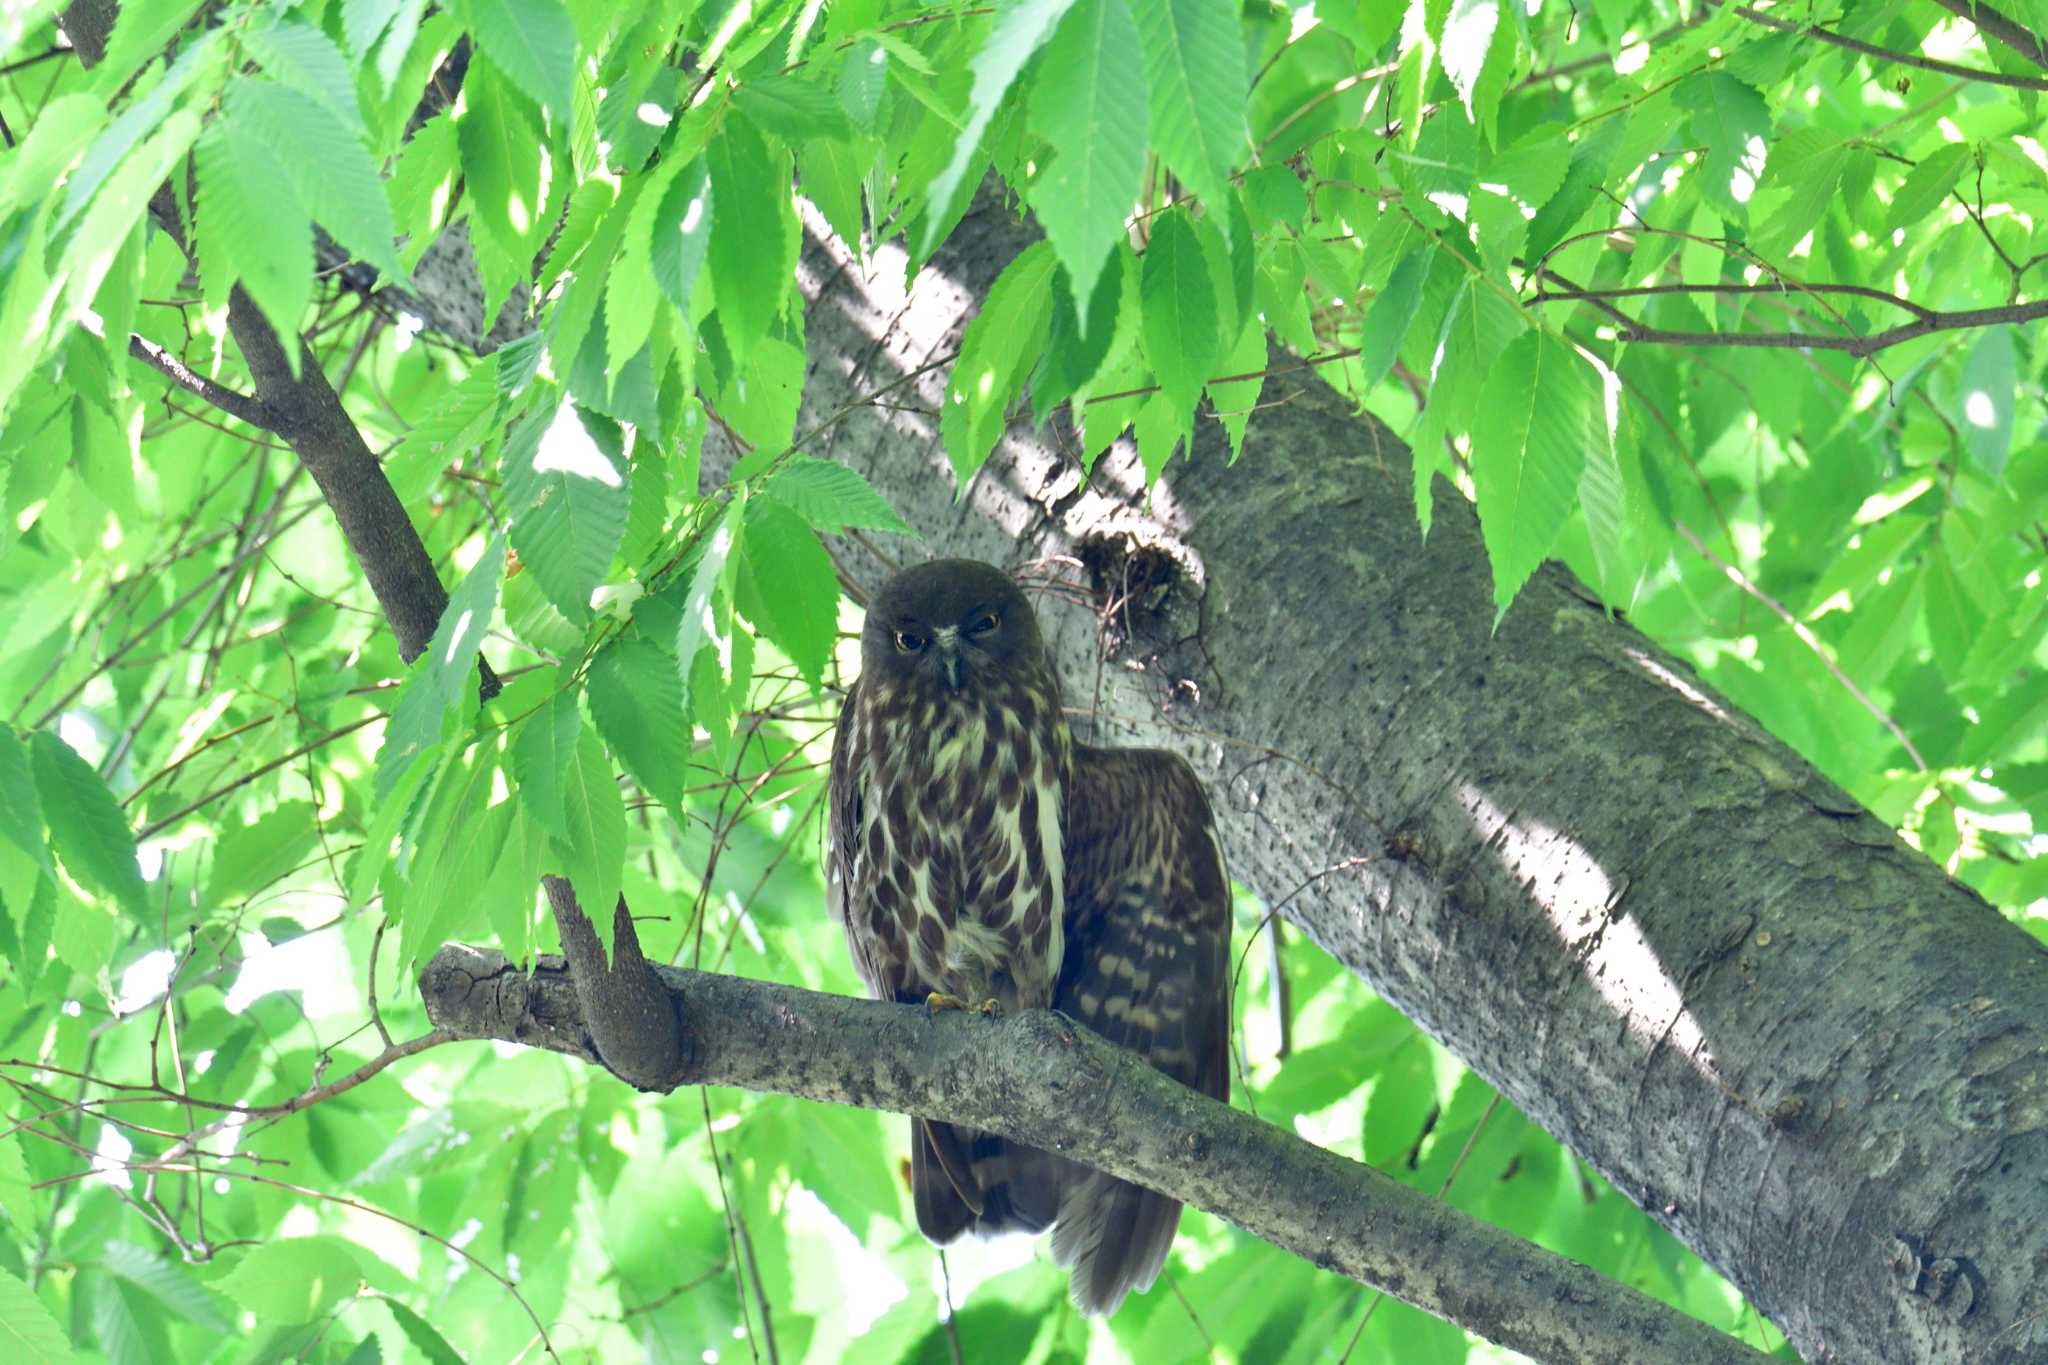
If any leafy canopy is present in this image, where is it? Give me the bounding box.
[0,0,2043,1358]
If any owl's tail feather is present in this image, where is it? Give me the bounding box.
[912,1121,1059,1245]
[1049,1170,1182,1318]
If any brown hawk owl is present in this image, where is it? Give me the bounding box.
[827,558,1230,1317]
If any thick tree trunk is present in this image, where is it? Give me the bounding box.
[709,198,2048,1365]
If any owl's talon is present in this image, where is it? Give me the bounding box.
[925,992,971,1015]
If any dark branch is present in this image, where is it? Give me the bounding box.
[419,944,1775,1365]
[1926,0,2048,70]
[1725,1,2048,90]
[128,334,278,432]
[1531,284,2048,357]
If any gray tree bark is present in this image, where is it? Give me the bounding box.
[704,197,2048,1365]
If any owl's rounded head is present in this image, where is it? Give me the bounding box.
[861,559,1044,692]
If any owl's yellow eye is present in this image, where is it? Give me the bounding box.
[894,629,928,653]
[966,612,999,637]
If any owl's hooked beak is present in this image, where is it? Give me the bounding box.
[934,625,962,689]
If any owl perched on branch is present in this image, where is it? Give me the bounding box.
[827,558,1230,1317]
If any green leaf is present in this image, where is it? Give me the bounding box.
[1205,314,1267,464]
[649,158,713,320]
[243,17,367,141]
[706,113,789,365]
[1127,0,1245,222]
[588,637,691,808]
[940,240,1059,482]
[0,1263,74,1363]
[458,60,549,264]
[511,690,583,840]
[30,732,146,922]
[737,498,840,687]
[459,0,576,121]
[192,120,311,329]
[1356,247,1432,395]
[0,731,49,872]
[1959,325,2016,478]
[225,79,406,282]
[919,0,1081,259]
[213,1238,362,1323]
[1672,72,1771,221]
[558,724,625,955]
[371,535,502,800]
[674,506,741,716]
[502,400,629,622]
[1470,331,1596,621]
[1522,114,1627,265]
[405,758,514,969]
[203,802,319,908]
[760,456,913,535]
[1139,209,1217,417]
[734,75,852,143]
[1025,0,1147,320]
[1031,253,1125,421]
[1752,130,1848,256]
[1886,141,1972,233]
[383,1297,467,1365]
[98,1244,231,1334]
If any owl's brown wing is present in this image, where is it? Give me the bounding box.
[1051,744,1231,1317]
[828,678,905,1001]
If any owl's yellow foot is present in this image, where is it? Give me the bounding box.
[924,993,1001,1017]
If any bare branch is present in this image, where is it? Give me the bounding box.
[1725,0,2048,89]
[419,944,1774,1365]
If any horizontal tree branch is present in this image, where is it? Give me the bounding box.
[1726,0,2048,89]
[1533,287,2048,356]
[1927,0,2048,70]
[418,943,1774,1365]
[128,333,277,432]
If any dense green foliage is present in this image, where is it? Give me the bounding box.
[0,0,2042,1357]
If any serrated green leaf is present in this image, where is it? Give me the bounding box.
[589,637,691,807]
[738,498,839,687]
[405,761,513,970]
[760,456,912,535]
[0,1132,34,1234]
[502,400,629,621]
[0,1262,74,1364]
[649,158,713,320]
[1139,209,1216,416]
[371,537,502,800]
[1886,141,1972,232]
[735,75,852,143]
[243,17,366,140]
[30,731,146,921]
[1471,331,1597,621]
[1357,247,1432,394]
[193,121,312,329]
[98,1243,232,1333]
[558,725,625,956]
[1031,254,1125,421]
[214,1239,362,1323]
[0,731,49,873]
[1026,0,1146,321]
[1127,0,1245,222]
[511,690,582,840]
[342,0,403,57]
[458,60,549,265]
[383,1296,466,1365]
[940,240,1059,482]
[203,801,319,908]
[920,0,1080,258]
[385,358,502,508]
[460,0,576,121]
[1206,314,1267,464]
[1522,113,1627,265]
[707,113,789,365]
[675,506,741,714]
[226,79,406,281]
[1673,71,1770,221]
[1960,325,2016,477]
[1754,130,1847,255]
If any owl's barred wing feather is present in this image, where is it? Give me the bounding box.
[1052,744,1232,1317]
